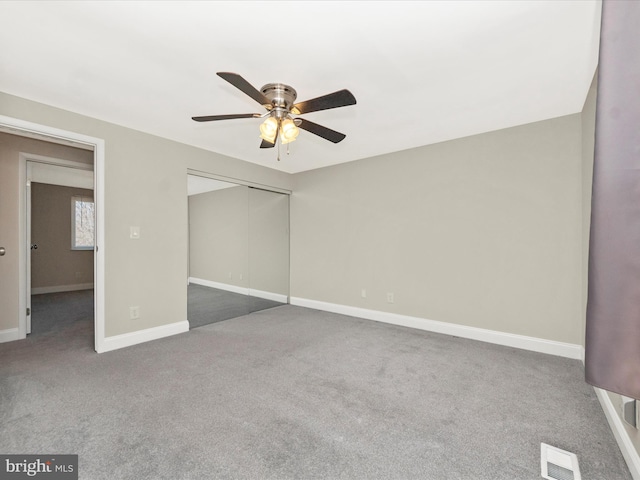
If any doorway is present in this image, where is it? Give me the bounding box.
[186,173,290,328]
[25,156,94,332]
[28,161,94,343]
[0,114,105,351]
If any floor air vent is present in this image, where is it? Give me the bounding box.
[541,443,581,480]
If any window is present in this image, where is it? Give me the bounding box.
[71,195,95,250]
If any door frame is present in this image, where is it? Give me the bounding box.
[0,114,106,352]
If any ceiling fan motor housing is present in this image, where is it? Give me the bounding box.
[261,83,297,118]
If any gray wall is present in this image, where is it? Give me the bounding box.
[31,183,94,289]
[0,132,94,332]
[291,114,583,345]
[0,91,292,337]
[189,186,249,288]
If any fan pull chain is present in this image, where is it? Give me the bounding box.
[276,119,281,161]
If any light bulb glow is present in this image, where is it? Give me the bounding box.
[280,118,299,144]
[259,117,278,143]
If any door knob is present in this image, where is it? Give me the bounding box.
[0,247,5,256]
[30,244,38,250]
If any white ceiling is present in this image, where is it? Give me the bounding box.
[0,1,601,174]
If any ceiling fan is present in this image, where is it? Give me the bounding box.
[192,72,356,156]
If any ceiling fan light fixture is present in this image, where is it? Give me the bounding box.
[193,72,356,153]
[259,116,278,143]
[280,118,299,144]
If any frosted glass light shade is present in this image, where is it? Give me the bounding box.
[280,118,299,144]
[259,117,278,143]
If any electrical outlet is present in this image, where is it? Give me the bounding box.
[387,293,395,303]
[361,289,367,298]
[129,306,140,320]
[240,273,243,280]
[228,272,232,279]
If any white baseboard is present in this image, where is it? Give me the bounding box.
[594,387,640,480]
[188,277,248,296]
[32,283,94,295]
[189,277,287,303]
[96,320,189,354]
[0,327,22,343]
[249,288,288,303]
[290,297,583,360]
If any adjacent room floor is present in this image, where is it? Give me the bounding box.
[0,292,631,479]
[29,289,95,347]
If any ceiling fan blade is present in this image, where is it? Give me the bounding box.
[296,118,347,143]
[260,139,275,149]
[217,72,272,108]
[192,113,261,122]
[291,89,356,115]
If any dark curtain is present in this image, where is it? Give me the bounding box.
[585,0,640,398]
